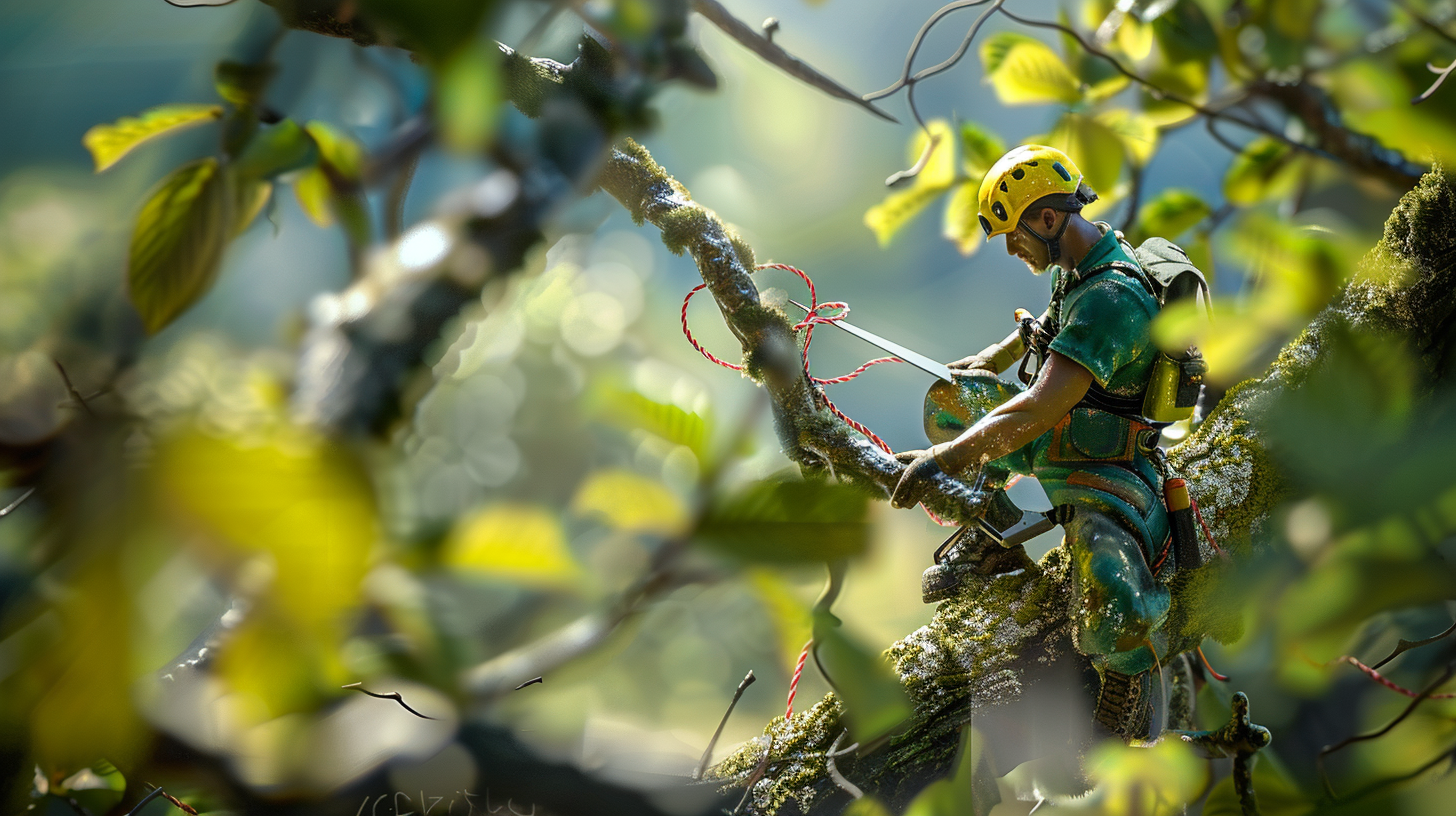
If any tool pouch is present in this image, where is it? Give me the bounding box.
[1048,407,1146,464]
[1143,348,1207,423]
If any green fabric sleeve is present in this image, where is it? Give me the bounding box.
[1048,277,1158,389]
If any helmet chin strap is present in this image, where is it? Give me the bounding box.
[1018,211,1072,265]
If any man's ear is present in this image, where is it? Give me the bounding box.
[1040,207,1059,230]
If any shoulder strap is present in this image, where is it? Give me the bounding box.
[1065,259,1156,299]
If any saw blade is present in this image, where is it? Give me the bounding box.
[788,299,954,383]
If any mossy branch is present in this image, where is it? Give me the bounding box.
[597,138,989,525]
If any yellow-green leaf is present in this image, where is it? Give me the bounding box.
[1224,137,1301,205]
[1095,108,1160,165]
[571,469,689,536]
[1044,112,1125,193]
[958,121,1005,179]
[1130,188,1210,244]
[157,428,377,632]
[843,797,892,816]
[82,104,223,172]
[127,158,230,334]
[235,119,318,180]
[1140,59,1209,127]
[294,167,334,227]
[979,32,1043,76]
[985,38,1083,105]
[214,60,276,108]
[942,181,984,257]
[444,503,580,587]
[600,390,708,455]
[1085,739,1203,816]
[233,179,272,238]
[748,569,814,676]
[438,41,502,153]
[864,120,956,246]
[304,121,364,179]
[698,478,870,563]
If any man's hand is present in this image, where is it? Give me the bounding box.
[891,448,944,509]
[947,353,998,372]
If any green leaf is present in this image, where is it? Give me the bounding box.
[443,503,582,587]
[233,179,273,238]
[1151,0,1218,62]
[1060,8,1130,102]
[127,158,230,334]
[82,104,223,172]
[983,37,1083,106]
[1096,108,1160,166]
[600,389,708,455]
[843,798,893,816]
[1044,111,1125,193]
[438,41,502,153]
[214,60,276,108]
[748,569,815,676]
[979,32,1044,76]
[1086,739,1204,814]
[304,121,365,179]
[864,120,956,246]
[1223,137,1301,206]
[234,119,318,180]
[697,478,870,563]
[1139,59,1209,127]
[958,121,1005,179]
[942,181,984,257]
[293,168,334,227]
[813,609,912,742]
[572,469,689,536]
[1130,188,1210,244]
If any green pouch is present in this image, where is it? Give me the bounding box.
[1049,407,1134,463]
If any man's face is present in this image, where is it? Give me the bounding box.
[1003,217,1055,276]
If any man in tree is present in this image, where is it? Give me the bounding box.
[891,145,1173,739]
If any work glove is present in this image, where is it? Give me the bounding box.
[891,448,944,509]
[947,353,997,372]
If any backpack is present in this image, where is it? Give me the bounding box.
[1063,230,1211,423]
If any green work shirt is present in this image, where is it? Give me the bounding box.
[1005,225,1168,556]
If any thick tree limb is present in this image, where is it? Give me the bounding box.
[596,139,989,525]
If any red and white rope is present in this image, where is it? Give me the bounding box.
[682,263,956,526]
[786,638,813,719]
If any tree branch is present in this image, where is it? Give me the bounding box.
[595,139,990,524]
[997,8,1426,190]
[691,0,898,123]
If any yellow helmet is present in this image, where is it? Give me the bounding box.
[976,145,1086,239]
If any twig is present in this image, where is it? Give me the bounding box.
[696,670,757,779]
[52,360,95,417]
[824,730,863,799]
[865,1,995,101]
[1394,0,1456,48]
[690,0,897,123]
[1336,741,1456,804]
[515,676,544,689]
[1205,116,1244,156]
[732,735,776,816]
[121,788,166,816]
[341,682,438,719]
[151,787,199,815]
[995,8,1337,164]
[1120,162,1144,236]
[1414,58,1456,104]
[1318,661,1456,800]
[0,488,35,519]
[1372,620,1456,670]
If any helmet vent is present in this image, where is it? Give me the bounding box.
[979,215,993,236]
[991,201,1007,221]
[1011,167,1025,180]
[1053,162,1071,181]
[999,181,1008,192]
[1027,161,1038,166]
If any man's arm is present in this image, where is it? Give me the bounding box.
[891,351,1093,508]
